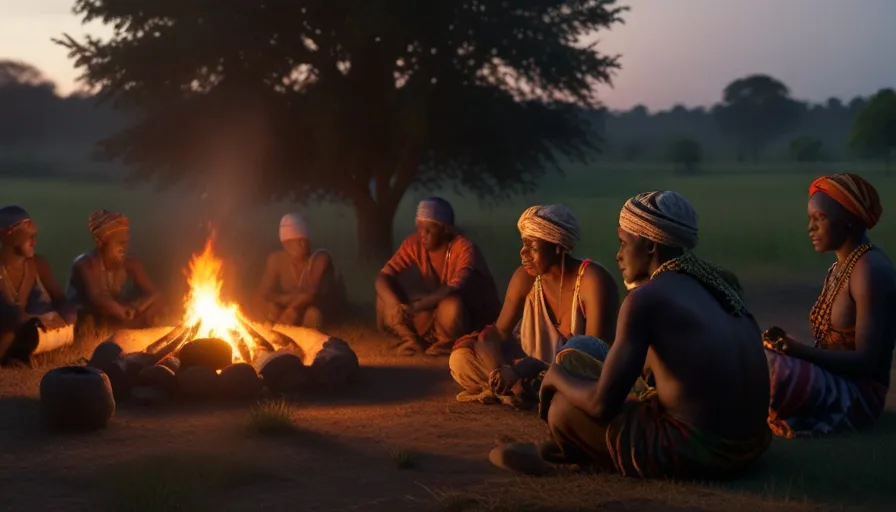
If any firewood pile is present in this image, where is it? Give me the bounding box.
[39,321,359,430]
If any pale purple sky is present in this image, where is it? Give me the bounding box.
[1,0,894,110]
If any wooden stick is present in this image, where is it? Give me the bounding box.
[144,323,186,354]
[236,317,276,353]
[156,324,199,363]
[228,328,253,364]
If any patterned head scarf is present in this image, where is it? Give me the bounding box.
[808,173,882,229]
[517,204,581,252]
[619,191,699,250]
[88,209,130,241]
[415,197,455,227]
[279,213,309,242]
[0,205,33,233]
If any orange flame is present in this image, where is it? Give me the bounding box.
[182,238,256,363]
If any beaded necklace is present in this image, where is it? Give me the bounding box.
[808,242,872,346]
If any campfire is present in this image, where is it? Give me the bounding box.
[141,238,287,365]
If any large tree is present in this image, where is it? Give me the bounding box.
[849,88,896,174]
[713,74,802,162]
[59,0,626,261]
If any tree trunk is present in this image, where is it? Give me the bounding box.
[354,200,399,264]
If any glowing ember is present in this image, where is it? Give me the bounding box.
[182,238,257,363]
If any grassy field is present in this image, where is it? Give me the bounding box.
[1,162,894,308]
[1,163,895,511]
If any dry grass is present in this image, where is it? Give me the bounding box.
[388,446,418,470]
[244,398,298,436]
[32,317,113,369]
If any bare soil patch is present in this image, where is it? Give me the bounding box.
[0,281,892,511]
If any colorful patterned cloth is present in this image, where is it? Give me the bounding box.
[557,349,771,479]
[808,173,882,229]
[88,209,129,241]
[766,350,887,438]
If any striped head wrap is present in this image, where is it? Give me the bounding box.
[279,213,309,241]
[517,204,581,251]
[415,197,455,227]
[88,209,130,241]
[808,173,882,229]
[619,191,698,250]
[0,205,33,233]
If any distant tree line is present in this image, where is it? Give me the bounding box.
[1,60,894,176]
[590,75,895,169]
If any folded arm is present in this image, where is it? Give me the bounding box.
[74,258,131,321]
[34,256,76,324]
[286,252,334,310]
[127,257,162,313]
[476,266,535,371]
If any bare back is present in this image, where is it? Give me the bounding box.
[644,273,769,440]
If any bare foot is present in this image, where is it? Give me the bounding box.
[424,340,453,357]
[488,442,550,476]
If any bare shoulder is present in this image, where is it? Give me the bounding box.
[581,260,616,288]
[72,252,96,271]
[311,249,333,267]
[507,266,536,297]
[853,248,896,293]
[32,254,52,271]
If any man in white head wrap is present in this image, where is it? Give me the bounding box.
[376,197,502,357]
[448,204,619,407]
[486,190,770,480]
[254,213,344,329]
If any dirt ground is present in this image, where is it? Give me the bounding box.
[0,280,892,512]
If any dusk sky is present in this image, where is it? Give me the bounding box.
[1,0,894,110]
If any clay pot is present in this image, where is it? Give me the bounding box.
[88,359,131,401]
[40,365,115,431]
[310,338,359,387]
[89,341,124,366]
[137,365,177,396]
[178,338,233,371]
[159,357,181,373]
[257,351,311,395]
[177,365,219,401]
[219,363,263,400]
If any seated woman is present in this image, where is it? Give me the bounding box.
[764,173,895,438]
[490,191,771,480]
[0,206,76,367]
[254,213,345,329]
[376,198,502,357]
[449,204,619,407]
[67,210,165,330]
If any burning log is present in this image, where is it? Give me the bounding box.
[236,317,276,353]
[143,323,187,355]
[227,328,254,364]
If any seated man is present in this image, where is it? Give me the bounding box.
[0,206,76,367]
[376,197,501,357]
[254,213,344,329]
[449,204,619,406]
[67,210,165,330]
[490,191,771,479]
[763,173,895,438]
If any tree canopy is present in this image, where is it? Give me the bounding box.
[713,74,802,162]
[849,88,896,173]
[59,0,626,260]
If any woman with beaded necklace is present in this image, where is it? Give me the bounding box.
[763,173,896,438]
